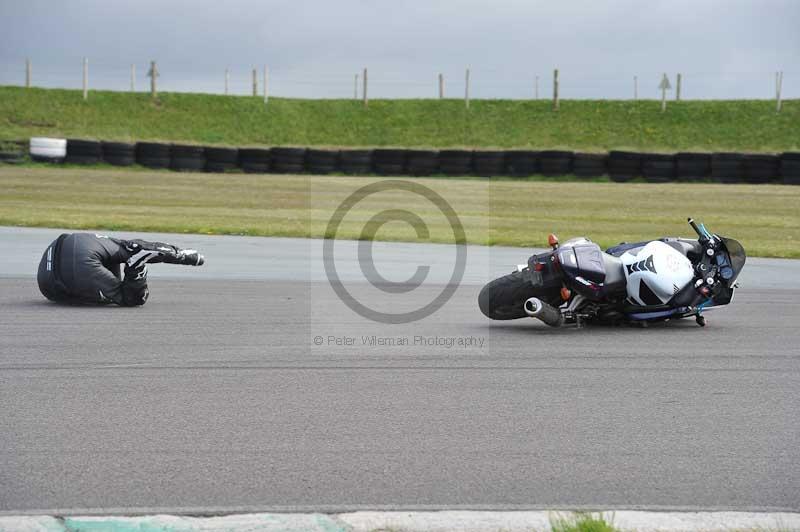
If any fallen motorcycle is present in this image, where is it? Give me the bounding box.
[478,218,745,327]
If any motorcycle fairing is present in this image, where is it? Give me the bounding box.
[620,241,694,307]
[607,238,702,261]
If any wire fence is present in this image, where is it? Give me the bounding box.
[0,58,794,104]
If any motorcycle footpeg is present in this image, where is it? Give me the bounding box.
[524,297,564,327]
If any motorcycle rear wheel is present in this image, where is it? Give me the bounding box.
[478,269,559,320]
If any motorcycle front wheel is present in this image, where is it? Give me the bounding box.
[478,269,559,320]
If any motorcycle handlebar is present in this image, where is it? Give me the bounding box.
[687,218,703,238]
[687,217,712,243]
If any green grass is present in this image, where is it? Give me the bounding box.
[1,86,798,152]
[1,166,798,258]
[551,512,618,532]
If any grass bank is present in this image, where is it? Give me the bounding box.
[1,86,798,152]
[1,166,797,257]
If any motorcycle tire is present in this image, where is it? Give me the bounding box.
[478,269,558,320]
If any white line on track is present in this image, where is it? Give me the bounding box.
[2,510,800,532]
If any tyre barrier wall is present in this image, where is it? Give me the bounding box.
[29,137,67,162]
[373,149,406,175]
[205,146,238,173]
[102,141,136,166]
[239,148,270,173]
[0,140,30,164]
[136,142,170,168]
[170,144,205,172]
[6,137,800,184]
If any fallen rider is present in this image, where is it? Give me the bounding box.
[37,233,204,306]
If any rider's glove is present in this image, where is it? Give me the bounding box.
[169,248,204,266]
[124,240,204,266]
[124,261,148,281]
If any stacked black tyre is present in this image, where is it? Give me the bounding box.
[238,148,270,173]
[339,150,372,174]
[66,139,102,165]
[406,150,439,176]
[0,141,26,165]
[439,150,472,176]
[305,149,339,174]
[539,150,572,176]
[136,142,170,168]
[170,144,205,172]
[101,142,135,166]
[608,151,642,182]
[473,151,505,177]
[572,153,606,177]
[711,153,743,183]
[271,147,306,174]
[372,149,406,175]
[505,151,538,177]
[204,147,238,173]
[781,153,800,185]
[675,153,710,182]
[742,154,779,184]
[641,153,675,183]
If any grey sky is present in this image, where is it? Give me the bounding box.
[1,0,797,99]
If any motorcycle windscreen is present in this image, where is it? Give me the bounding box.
[720,237,746,284]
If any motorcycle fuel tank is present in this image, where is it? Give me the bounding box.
[620,241,694,306]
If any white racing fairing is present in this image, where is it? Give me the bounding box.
[620,241,694,306]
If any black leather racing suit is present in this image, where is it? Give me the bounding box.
[37,233,150,306]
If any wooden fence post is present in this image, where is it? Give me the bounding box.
[363,67,368,107]
[553,69,559,111]
[465,68,470,109]
[676,73,682,101]
[82,58,88,100]
[26,58,31,88]
[148,60,158,98]
[252,68,257,96]
[264,65,269,104]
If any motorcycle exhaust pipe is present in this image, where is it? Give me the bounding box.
[524,297,564,327]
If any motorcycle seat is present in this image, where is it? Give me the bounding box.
[562,243,627,297]
[602,253,627,295]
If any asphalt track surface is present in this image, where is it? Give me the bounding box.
[1,227,799,514]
